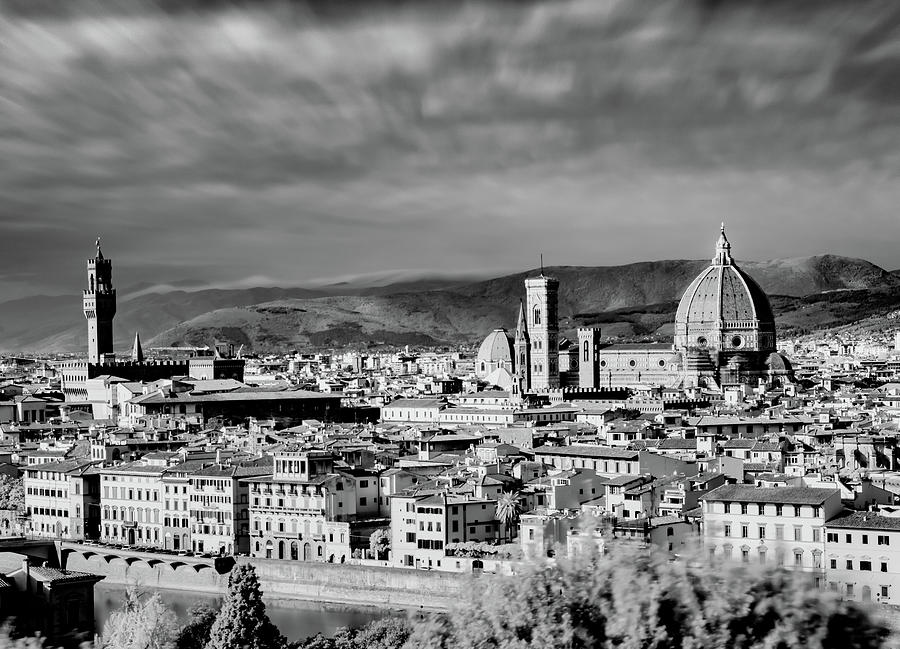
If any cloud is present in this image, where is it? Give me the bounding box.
[1,0,899,301]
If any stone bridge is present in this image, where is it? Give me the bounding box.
[59,542,235,591]
[0,537,61,566]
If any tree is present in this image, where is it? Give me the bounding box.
[0,476,24,511]
[205,563,285,649]
[100,589,179,649]
[402,544,893,649]
[494,491,523,542]
[352,618,409,649]
[175,603,217,649]
[369,529,391,560]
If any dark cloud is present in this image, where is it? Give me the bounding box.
[1,0,899,301]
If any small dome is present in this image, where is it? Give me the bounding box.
[477,329,513,365]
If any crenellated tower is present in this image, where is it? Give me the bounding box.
[83,238,117,363]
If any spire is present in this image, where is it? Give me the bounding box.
[515,299,529,341]
[131,332,144,363]
[95,236,103,260]
[540,253,544,277]
[713,222,732,265]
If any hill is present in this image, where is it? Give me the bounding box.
[3,255,898,354]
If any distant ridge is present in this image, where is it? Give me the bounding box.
[1,255,898,353]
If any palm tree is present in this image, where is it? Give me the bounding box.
[495,490,523,543]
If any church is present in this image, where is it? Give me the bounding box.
[476,225,793,394]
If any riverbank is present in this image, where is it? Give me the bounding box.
[62,543,468,611]
[94,583,394,642]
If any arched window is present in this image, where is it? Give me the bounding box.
[583,340,589,362]
[533,307,541,326]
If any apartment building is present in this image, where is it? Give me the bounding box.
[657,472,727,517]
[244,449,356,563]
[824,511,900,605]
[391,491,499,569]
[161,460,201,552]
[189,458,270,555]
[99,463,165,547]
[701,485,842,583]
[23,459,100,541]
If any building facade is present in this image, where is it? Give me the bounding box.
[701,485,843,584]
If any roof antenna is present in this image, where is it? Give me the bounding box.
[540,253,544,276]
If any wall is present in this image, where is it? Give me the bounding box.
[61,544,468,610]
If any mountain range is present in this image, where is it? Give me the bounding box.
[1,255,899,355]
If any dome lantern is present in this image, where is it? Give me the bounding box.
[713,222,732,265]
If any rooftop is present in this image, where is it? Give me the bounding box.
[702,484,838,506]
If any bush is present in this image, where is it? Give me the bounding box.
[404,544,893,649]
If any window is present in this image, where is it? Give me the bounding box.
[860,561,872,571]
[775,505,783,516]
[830,559,837,570]
[881,586,889,598]
[881,562,888,572]
[846,584,854,597]
[794,506,801,517]
[878,535,890,546]
[724,524,731,537]
[846,560,853,570]
[741,525,748,539]
[758,525,766,539]
[740,503,748,515]
[846,534,852,543]
[794,527,802,542]
[862,534,869,545]
[813,529,820,543]
[827,532,838,543]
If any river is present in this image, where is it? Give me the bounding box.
[94,584,394,642]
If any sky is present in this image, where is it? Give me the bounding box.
[2,0,900,301]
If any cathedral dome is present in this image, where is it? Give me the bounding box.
[674,225,776,355]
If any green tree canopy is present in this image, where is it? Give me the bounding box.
[370,529,391,560]
[100,589,179,649]
[205,564,285,649]
[495,491,524,542]
[0,476,24,511]
[403,544,893,649]
[175,603,217,649]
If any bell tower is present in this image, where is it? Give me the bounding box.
[83,238,117,363]
[525,268,560,391]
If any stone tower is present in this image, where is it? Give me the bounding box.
[577,326,601,389]
[525,271,559,391]
[83,238,117,363]
[513,299,531,394]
